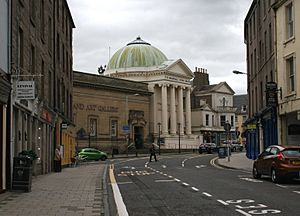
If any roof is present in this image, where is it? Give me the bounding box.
[106,37,168,71]
[233,94,248,114]
[73,71,152,95]
[193,82,235,95]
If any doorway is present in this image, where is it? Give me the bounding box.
[134,126,144,149]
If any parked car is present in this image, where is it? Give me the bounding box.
[199,143,217,154]
[253,145,300,183]
[78,148,108,161]
[222,140,243,152]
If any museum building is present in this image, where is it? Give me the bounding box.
[105,37,198,149]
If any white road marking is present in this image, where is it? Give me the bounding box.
[235,209,252,216]
[182,182,189,186]
[240,177,263,183]
[196,165,207,168]
[168,175,173,178]
[202,192,212,197]
[182,159,188,167]
[276,184,288,188]
[163,173,168,176]
[109,165,129,216]
[156,171,159,173]
[174,178,181,182]
[293,191,300,194]
[217,200,229,206]
[162,165,167,168]
[117,182,133,185]
[155,179,176,183]
[191,187,199,192]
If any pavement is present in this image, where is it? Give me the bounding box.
[0,162,109,216]
[0,152,253,216]
[216,152,253,172]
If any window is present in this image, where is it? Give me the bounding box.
[111,120,118,137]
[212,115,215,127]
[286,56,295,92]
[286,3,294,39]
[231,116,234,127]
[220,115,226,127]
[48,17,52,53]
[30,45,35,74]
[89,118,97,137]
[18,27,24,69]
[41,60,45,97]
[205,114,209,126]
[40,0,45,40]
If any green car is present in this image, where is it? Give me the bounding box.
[78,148,108,161]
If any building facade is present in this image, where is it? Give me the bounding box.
[244,0,278,159]
[273,0,300,145]
[7,0,75,187]
[73,71,152,153]
[191,68,237,145]
[233,94,248,144]
[0,0,11,193]
[105,37,198,149]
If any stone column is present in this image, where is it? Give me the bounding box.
[185,87,192,135]
[177,86,184,135]
[170,85,177,135]
[161,84,168,135]
[153,85,158,134]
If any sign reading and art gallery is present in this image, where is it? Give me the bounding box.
[16,81,35,100]
[73,103,119,112]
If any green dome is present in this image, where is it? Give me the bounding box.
[106,37,168,71]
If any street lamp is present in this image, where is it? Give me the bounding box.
[232,70,247,75]
[157,122,161,155]
[177,123,181,154]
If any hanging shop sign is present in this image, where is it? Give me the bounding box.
[266,82,277,107]
[16,81,35,100]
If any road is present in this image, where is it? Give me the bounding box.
[107,153,300,216]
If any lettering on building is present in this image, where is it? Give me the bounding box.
[73,103,118,113]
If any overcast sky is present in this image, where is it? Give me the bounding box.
[68,0,252,94]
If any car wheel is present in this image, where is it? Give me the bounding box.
[252,166,261,179]
[271,168,280,183]
[101,156,107,161]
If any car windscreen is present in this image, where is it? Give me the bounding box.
[282,148,300,157]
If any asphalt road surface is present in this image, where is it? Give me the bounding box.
[107,154,300,216]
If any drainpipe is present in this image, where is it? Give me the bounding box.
[8,0,14,189]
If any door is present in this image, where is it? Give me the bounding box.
[134,126,144,149]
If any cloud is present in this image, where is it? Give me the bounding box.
[68,0,252,94]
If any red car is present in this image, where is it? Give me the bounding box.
[253,145,300,183]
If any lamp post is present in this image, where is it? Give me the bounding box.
[177,123,181,154]
[232,70,247,75]
[157,122,161,155]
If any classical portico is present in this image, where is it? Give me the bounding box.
[152,83,192,137]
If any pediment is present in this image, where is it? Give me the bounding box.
[163,59,194,79]
[213,82,235,95]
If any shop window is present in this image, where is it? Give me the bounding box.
[111,119,118,137]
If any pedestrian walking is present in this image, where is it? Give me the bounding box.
[54,145,62,172]
[149,143,158,162]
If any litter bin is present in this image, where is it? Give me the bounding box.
[218,147,227,158]
[12,157,33,192]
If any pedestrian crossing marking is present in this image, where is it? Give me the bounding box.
[117,170,155,177]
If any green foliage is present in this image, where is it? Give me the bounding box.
[18,150,38,160]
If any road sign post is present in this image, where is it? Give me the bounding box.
[224,122,231,162]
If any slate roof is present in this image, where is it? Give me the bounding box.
[233,94,248,114]
[73,71,152,95]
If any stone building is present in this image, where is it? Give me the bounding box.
[0,0,11,193]
[8,0,75,185]
[72,71,152,153]
[273,0,300,145]
[233,94,248,144]
[191,68,236,145]
[105,37,198,149]
[244,0,277,159]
